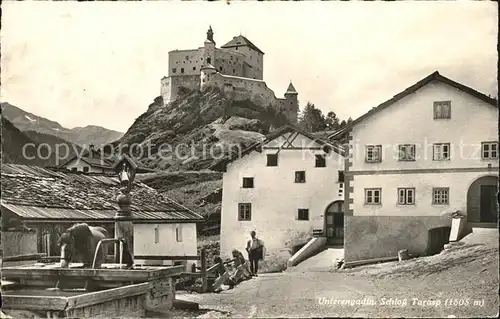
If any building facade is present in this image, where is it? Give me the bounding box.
[160,26,299,123]
[211,126,345,260]
[331,71,499,263]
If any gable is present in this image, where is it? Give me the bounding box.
[264,132,325,149]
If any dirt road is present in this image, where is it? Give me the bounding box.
[178,232,499,318]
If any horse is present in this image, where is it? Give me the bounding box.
[57,223,108,268]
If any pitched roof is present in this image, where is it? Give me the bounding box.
[328,71,498,140]
[285,82,298,94]
[221,35,265,55]
[1,164,204,222]
[209,125,344,172]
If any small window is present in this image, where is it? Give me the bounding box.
[154,226,160,244]
[233,69,236,73]
[433,101,451,119]
[295,171,306,183]
[433,143,451,161]
[482,142,498,159]
[398,144,416,161]
[172,68,177,73]
[176,225,183,242]
[71,167,77,172]
[315,155,326,167]
[365,188,381,205]
[297,209,309,221]
[83,167,89,173]
[338,171,345,183]
[398,188,415,205]
[365,145,382,163]
[219,67,223,71]
[181,68,184,74]
[193,66,196,71]
[242,177,254,188]
[432,188,449,205]
[207,57,211,63]
[238,203,252,221]
[185,56,189,61]
[266,154,278,167]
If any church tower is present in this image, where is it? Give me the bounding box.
[284,81,299,124]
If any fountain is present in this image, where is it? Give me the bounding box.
[1,156,183,318]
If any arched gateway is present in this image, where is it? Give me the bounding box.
[324,200,344,246]
[467,175,498,225]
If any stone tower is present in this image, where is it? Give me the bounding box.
[200,64,217,91]
[204,26,216,66]
[284,82,299,124]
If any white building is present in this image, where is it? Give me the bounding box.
[211,126,345,260]
[330,71,499,263]
[59,145,116,174]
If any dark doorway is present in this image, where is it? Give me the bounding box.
[480,185,498,223]
[325,201,344,246]
[467,175,498,225]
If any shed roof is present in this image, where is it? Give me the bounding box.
[1,164,204,222]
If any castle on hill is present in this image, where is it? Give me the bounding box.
[160,26,299,123]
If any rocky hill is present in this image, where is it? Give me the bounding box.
[1,102,123,146]
[117,86,290,171]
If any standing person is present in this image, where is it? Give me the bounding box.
[246,231,264,276]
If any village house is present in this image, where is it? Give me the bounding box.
[330,71,499,263]
[1,164,204,267]
[211,126,345,261]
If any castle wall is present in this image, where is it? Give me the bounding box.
[162,75,200,105]
[168,49,205,76]
[214,48,246,77]
[210,73,276,106]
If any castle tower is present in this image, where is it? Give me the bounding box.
[284,81,299,124]
[204,26,216,66]
[200,63,217,91]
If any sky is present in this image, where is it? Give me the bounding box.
[1,1,498,133]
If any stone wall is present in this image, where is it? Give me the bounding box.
[1,230,37,256]
[168,49,204,77]
[344,215,452,262]
[214,48,245,77]
[162,75,201,105]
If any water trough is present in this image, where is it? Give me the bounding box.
[1,262,184,318]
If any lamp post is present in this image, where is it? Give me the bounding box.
[114,156,137,267]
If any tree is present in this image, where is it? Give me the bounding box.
[298,103,327,133]
[325,111,340,131]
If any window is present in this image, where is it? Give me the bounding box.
[482,142,498,159]
[193,66,196,71]
[238,203,252,221]
[207,57,211,63]
[220,67,223,71]
[181,68,184,74]
[297,209,309,221]
[365,145,382,163]
[266,154,278,167]
[242,177,254,188]
[432,188,449,205]
[185,56,189,61]
[83,167,89,173]
[433,143,450,161]
[315,155,326,167]
[295,171,306,183]
[233,69,236,73]
[172,68,177,73]
[398,144,416,161]
[398,188,415,205]
[338,171,345,183]
[71,167,77,172]
[154,226,160,244]
[433,101,451,119]
[365,188,381,205]
[176,225,183,242]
